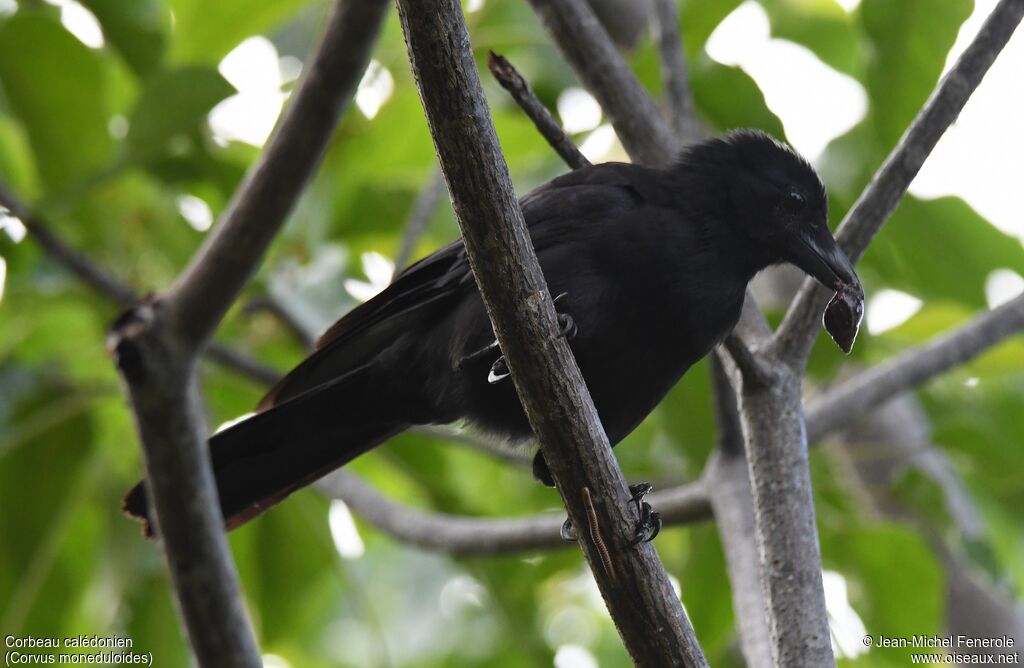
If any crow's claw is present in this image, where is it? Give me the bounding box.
[628,482,653,514]
[552,292,577,340]
[627,482,660,546]
[629,503,662,546]
[487,356,510,384]
[557,312,577,340]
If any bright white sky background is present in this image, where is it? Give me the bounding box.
[2,0,1022,664]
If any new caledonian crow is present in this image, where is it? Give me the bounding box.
[125,130,865,538]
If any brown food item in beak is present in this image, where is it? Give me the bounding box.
[823,284,864,354]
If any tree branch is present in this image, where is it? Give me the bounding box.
[105,1,390,665]
[321,293,1023,558]
[525,0,679,167]
[487,52,591,170]
[242,295,317,351]
[163,0,390,348]
[806,293,1024,442]
[0,183,137,306]
[705,356,772,668]
[524,1,834,660]
[393,1,707,664]
[737,357,835,665]
[774,0,1024,363]
[318,470,710,555]
[650,0,702,146]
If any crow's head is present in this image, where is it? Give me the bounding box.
[678,129,863,299]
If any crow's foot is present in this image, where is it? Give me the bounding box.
[627,482,662,546]
[559,482,662,545]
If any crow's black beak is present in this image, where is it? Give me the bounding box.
[786,221,866,353]
[786,222,863,298]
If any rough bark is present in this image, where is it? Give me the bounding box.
[105,1,391,664]
[394,1,707,665]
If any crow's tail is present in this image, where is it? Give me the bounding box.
[123,368,406,538]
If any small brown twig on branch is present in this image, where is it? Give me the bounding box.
[487,52,591,170]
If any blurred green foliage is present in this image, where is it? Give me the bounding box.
[1,0,1021,666]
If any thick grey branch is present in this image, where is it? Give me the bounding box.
[526,0,679,167]
[108,302,261,667]
[775,0,1024,362]
[165,0,390,347]
[487,52,591,170]
[706,452,773,668]
[806,293,1024,441]
[394,1,706,665]
[706,357,772,668]
[107,2,390,665]
[738,360,835,666]
[318,470,710,555]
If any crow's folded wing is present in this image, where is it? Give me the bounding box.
[258,162,661,410]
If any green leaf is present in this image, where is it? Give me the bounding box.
[822,523,943,665]
[761,0,865,78]
[0,14,114,190]
[79,0,170,75]
[126,67,235,161]
[860,0,972,148]
[680,0,744,58]
[862,195,1024,308]
[0,370,97,634]
[0,112,39,199]
[168,0,318,64]
[690,56,786,137]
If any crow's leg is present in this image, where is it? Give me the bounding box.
[485,292,577,386]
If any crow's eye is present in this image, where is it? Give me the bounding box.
[784,188,807,213]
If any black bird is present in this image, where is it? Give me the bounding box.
[124,130,863,537]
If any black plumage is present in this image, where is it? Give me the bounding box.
[125,130,862,536]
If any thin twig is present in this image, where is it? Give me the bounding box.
[1,182,285,387]
[704,358,772,668]
[526,0,679,167]
[487,52,591,170]
[650,0,702,146]
[243,296,317,351]
[394,169,446,273]
[206,342,283,386]
[1,183,137,306]
[774,0,1024,363]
